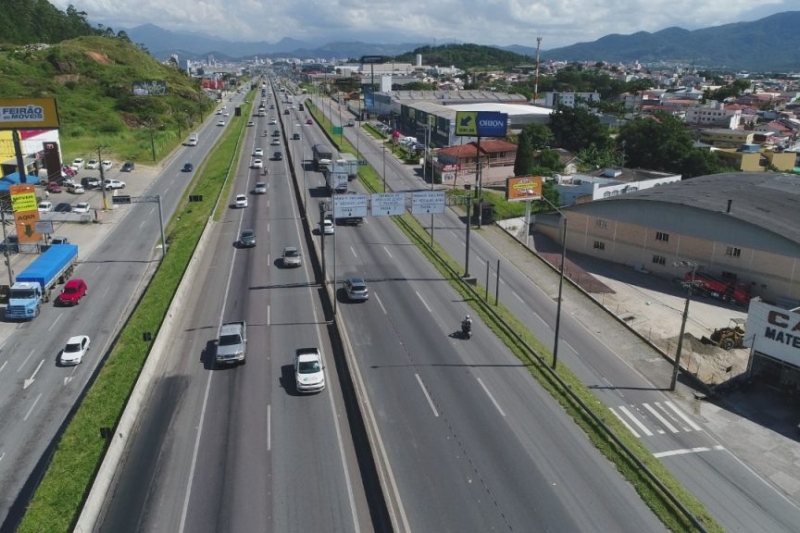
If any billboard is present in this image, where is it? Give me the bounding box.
[10,185,41,243]
[506,176,544,202]
[745,299,800,368]
[455,111,508,137]
[133,80,168,96]
[0,98,60,129]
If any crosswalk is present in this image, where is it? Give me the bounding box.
[609,401,702,438]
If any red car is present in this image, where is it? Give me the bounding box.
[61,165,77,177]
[306,118,313,125]
[55,278,88,306]
[46,182,62,193]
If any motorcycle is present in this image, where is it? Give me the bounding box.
[461,320,473,339]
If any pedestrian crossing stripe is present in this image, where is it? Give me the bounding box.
[609,401,701,438]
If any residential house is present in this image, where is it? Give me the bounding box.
[433,140,518,188]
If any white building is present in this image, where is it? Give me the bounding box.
[553,168,682,206]
[543,91,600,109]
[684,102,742,129]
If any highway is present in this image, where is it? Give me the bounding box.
[0,92,242,531]
[313,92,800,530]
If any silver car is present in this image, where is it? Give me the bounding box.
[282,246,302,267]
[344,277,369,301]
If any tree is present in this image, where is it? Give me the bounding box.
[514,130,535,176]
[617,112,693,173]
[548,105,609,152]
[521,123,553,150]
[532,149,562,174]
[679,149,734,178]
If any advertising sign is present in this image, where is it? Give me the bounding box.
[133,80,168,96]
[745,299,800,367]
[12,184,42,244]
[455,111,508,137]
[371,193,405,216]
[333,194,368,218]
[10,184,38,213]
[506,176,544,202]
[0,98,60,129]
[411,191,445,214]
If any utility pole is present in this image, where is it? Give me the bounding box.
[97,146,109,211]
[534,36,543,104]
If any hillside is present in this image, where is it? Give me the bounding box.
[0,35,211,160]
[0,0,102,44]
[393,43,532,70]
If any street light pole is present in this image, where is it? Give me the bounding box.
[671,261,699,391]
[382,142,386,192]
[552,216,567,370]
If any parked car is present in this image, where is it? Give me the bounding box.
[85,160,99,170]
[234,194,248,208]
[38,201,53,213]
[81,177,100,189]
[71,158,84,171]
[72,202,91,214]
[238,229,256,248]
[46,182,62,193]
[282,246,302,267]
[121,162,135,172]
[103,179,126,190]
[55,278,87,306]
[101,160,113,171]
[182,163,194,172]
[54,202,72,213]
[344,277,370,301]
[66,183,85,194]
[294,348,325,393]
[254,182,267,194]
[61,165,77,177]
[60,335,90,365]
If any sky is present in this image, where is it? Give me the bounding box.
[51,0,794,49]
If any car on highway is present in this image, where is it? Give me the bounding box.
[344,277,370,301]
[121,162,135,172]
[268,118,277,125]
[45,182,62,193]
[223,112,230,117]
[251,159,263,169]
[254,182,267,194]
[38,201,53,213]
[322,219,334,235]
[54,202,72,213]
[104,179,126,189]
[247,121,255,127]
[238,229,256,248]
[72,202,91,214]
[253,148,263,157]
[101,160,113,171]
[66,183,84,194]
[60,335,90,365]
[182,163,194,172]
[81,177,100,189]
[215,110,222,115]
[270,138,280,146]
[306,118,313,125]
[234,194,248,208]
[273,151,282,161]
[272,129,280,137]
[51,236,70,245]
[292,133,300,140]
[55,278,87,306]
[284,109,291,115]
[282,246,301,267]
[216,120,225,126]
[294,348,325,393]
[85,160,99,170]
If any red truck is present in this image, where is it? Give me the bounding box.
[686,271,750,306]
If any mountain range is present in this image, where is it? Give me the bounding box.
[128,11,800,71]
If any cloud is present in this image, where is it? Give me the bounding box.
[51,0,791,49]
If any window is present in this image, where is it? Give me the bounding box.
[652,255,666,265]
[725,246,742,258]
[655,231,670,242]
[596,218,607,228]
[593,240,605,251]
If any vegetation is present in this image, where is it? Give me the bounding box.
[394,43,531,71]
[0,0,102,43]
[549,105,610,152]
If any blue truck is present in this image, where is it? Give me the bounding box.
[6,244,79,320]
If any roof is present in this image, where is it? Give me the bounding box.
[438,140,517,158]
[579,172,800,245]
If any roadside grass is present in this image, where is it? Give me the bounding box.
[17,92,254,533]
[310,102,723,532]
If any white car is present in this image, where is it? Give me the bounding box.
[223,112,230,117]
[66,183,85,194]
[270,139,280,146]
[251,159,263,169]
[38,201,53,213]
[104,179,126,190]
[71,158,84,171]
[234,194,248,208]
[268,118,277,125]
[217,120,226,127]
[294,348,325,393]
[73,202,91,214]
[322,219,334,235]
[85,160,99,170]
[61,335,90,365]
[253,148,263,157]
[247,121,254,127]
[282,246,302,267]
[101,160,113,171]
[254,182,267,194]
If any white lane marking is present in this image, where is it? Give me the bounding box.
[643,403,679,434]
[24,359,45,389]
[17,349,35,373]
[91,265,101,276]
[48,313,63,331]
[267,305,271,326]
[513,292,524,303]
[374,293,387,314]
[101,285,111,298]
[0,452,5,462]
[415,373,439,418]
[618,405,653,437]
[267,222,270,233]
[663,401,702,431]
[415,291,432,314]
[148,206,156,217]
[350,245,358,258]
[383,246,393,259]
[267,253,270,265]
[139,218,147,230]
[24,393,42,421]
[477,378,506,417]
[0,360,7,374]
[654,445,724,458]
[267,404,272,452]
[163,182,173,195]
[609,407,640,438]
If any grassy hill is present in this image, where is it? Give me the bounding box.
[0,35,213,162]
[394,43,532,71]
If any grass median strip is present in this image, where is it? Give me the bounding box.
[18,92,255,533]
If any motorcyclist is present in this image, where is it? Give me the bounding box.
[461,315,473,335]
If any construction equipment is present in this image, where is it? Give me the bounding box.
[704,318,747,350]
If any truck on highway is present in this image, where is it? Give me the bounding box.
[216,321,247,366]
[312,143,335,171]
[6,244,79,320]
[186,132,198,146]
[336,153,360,180]
[324,167,349,194]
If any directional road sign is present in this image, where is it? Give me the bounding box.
[371,193,405,216]
[411,191,446,214]
[333,193,368,218]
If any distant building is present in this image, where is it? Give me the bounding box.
[696,128,754,149]
[552,168,682,206]
[543,91,600,109]
[432,140,518,188]
[684,102,742,129]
